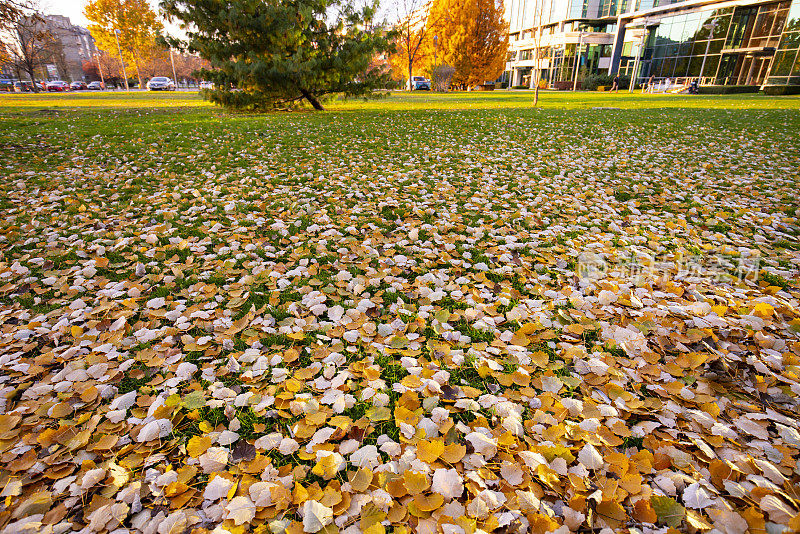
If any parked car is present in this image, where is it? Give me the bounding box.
[146,76,176,91]
[199,80,214,90]
[46,80,70,92]
[410,76,431,90]
[87,81,105,90]
[0,79,14,92]
[70,81,88,90]
[14,81,35,92]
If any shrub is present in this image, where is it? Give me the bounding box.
[582,74,630,91]
[699,85,760,94]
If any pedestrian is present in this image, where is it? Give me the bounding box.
[645,74,655,93]
[610,73,620,92]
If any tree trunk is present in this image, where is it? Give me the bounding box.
[24,64,39,93]
[300,89,325,110]
[408,59,413,91]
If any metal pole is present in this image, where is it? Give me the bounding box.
[629,28,646,92]
[96,53,105,86]
[433,35,438,91]
[572,32,582,91]
[169,48,178,89]
[698,39,712,86]
[697,19,717,86]
[113,29,129,91]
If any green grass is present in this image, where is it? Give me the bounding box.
[2,89,799,112]
[1,89,798,409]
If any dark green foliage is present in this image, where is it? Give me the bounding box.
[161,0,395,111]
[582,74,630,91]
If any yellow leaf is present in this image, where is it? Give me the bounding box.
[199,421,214,433]
[416,439,444,464]
[349,467,373,493]
[71,325,83,338]
[441,443,466,464]
[188,436,212,458]
[365,406,391,422]
[402,471,430,495]
[752,302,774,319]
[226,479,239,501]
[413,493,443,512]
[312,454,340,480]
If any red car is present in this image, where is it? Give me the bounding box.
[46,81,70,92]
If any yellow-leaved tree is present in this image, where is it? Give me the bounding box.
[84,0,162,90]
[427,0,508,89]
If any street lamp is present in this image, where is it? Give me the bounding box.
[697,18,719,86]
[572,27,584,91]
[629,26,648,92]
[433,34,438,91]
[95,52,105,86]
[169,48,178,88]
[113,29,129,91]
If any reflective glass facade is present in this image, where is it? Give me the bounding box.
[623,0,797,87]
[506,0,800,90]
[765,0,800,86]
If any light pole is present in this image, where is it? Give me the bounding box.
[629,27,647,92]
[169,48,178,88]
[113,29,129,91]
[572,29,583,91]
[433,34,438,91]
[95,52,105,86]
[697,18,719,86]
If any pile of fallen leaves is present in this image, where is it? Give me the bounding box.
[0,104,799,534]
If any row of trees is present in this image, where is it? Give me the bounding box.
[2,0,509,106]
[391,0,508,90]
[0,0,56,87]
[86,46,209,86]
[0,0,208,90]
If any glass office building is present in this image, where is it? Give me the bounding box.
[505,0,800,92]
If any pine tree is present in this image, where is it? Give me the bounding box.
[161,0,394,111]
[426,0,507,89]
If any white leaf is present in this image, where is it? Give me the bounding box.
[760,495,796,523]
[199,447,229,473]
[136,419,173,442]
[254,432,283,451]
[500,462,523,486]
[278,437,299,455]
[217,430,240,446]
[249,481,277,507]
[540,376,563,393]
[577,443,604,470]
[465,432,497,458]
[81,468,106,490]
[109,390,137,411]
[683,483,714,509]
[515,490,540,512]
[431,468,463,500]
[350,444,380,469]
[204,476,234,501]
[302,500,333,533]
[225,495,256,526]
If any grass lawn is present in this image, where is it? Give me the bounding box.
[0,90,799,533]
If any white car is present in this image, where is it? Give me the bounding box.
[410,76,431,90]
[146,77,176,91]
[199,81,214,90]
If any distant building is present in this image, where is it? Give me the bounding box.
[504,0,800,93]
[39,15,98,82]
